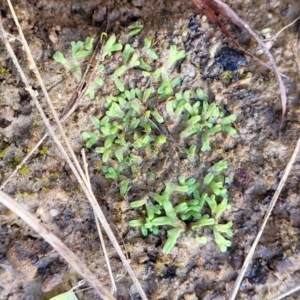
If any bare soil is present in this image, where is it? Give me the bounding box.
[1,0,300,299]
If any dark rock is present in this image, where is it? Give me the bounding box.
[188,17,199,31]
[215,47,246,71]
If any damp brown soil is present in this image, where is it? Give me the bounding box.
[1,0,300,299]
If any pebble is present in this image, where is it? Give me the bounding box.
[49,208,59,217]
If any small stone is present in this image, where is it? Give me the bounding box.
[188,17,199,31]
[183,292,197,300]
[137,254,149,264]
[49,33,58,44]
[50,209,59,217]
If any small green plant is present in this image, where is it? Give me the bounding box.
[129,160,232,254]
[18,165,28,175]
[127,21,144,37]
[54,25,236,254]
[53,37,94,81]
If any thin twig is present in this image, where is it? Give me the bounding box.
[0,133,48,190]
[244,27,287,125]
[229,137,300,300]
[2,2,147,299]
[266,15,300,42]
[59,32,107,122]
[82,149,117,295]
[269,283,300,300]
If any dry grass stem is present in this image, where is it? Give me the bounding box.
[266,15,300,42]
[229,137,300,300]
[82,149,117,295]
[0,133,48,190]
[269,283,300,300]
